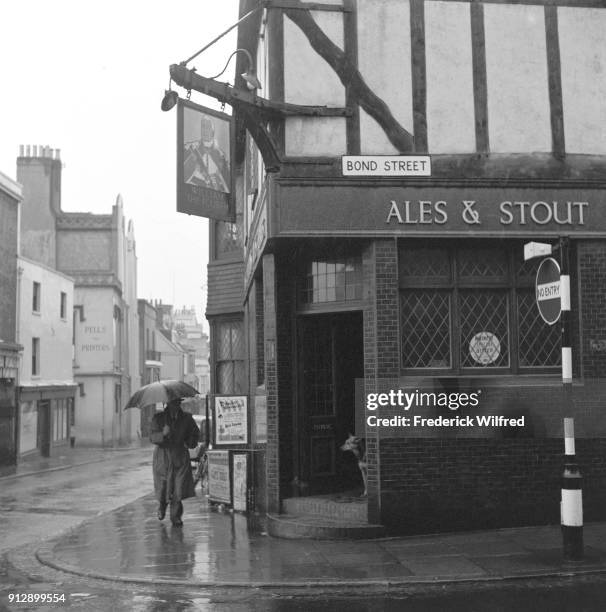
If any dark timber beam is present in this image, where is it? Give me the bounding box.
[170,63,351,171]
[283,8,415,152]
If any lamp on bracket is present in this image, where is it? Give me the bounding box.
[161,78,179,112]
[208,48,262,91]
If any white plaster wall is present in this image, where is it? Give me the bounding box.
[484,4,551,153]
[74,376,107,445]
[74,287,115,373]
[284,10,344,106]
[425,1,475,153]
[285,117,347,156]
[358,0,413,154]
[559,7,606,155]
[284,9,347,155]
[18,257,74,382]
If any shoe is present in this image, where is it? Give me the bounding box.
[171,519,183,527]
[157,505,167,520]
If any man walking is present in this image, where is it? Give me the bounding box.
[150,398,200,527]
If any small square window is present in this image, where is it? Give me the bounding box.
[32,282,41,312]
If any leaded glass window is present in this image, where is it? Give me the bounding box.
[215,319,245,393]
[400,241,561,373]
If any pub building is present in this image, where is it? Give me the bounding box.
[187,0,606,536]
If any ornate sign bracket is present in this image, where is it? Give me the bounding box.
[169,63,351,172]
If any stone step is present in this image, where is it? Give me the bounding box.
[282,495,368,522]
[267,513,386,540]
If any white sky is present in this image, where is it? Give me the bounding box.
[0,0,241,329]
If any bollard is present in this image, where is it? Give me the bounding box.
[561,417,583,560]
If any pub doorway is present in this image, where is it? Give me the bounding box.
[296,311,364,495]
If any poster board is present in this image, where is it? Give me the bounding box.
[214,395,248,445]
[207,450,231,504]
[232,453,248,512]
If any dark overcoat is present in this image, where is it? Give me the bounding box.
[150,408,200,503]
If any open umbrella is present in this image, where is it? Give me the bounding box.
[124,380,199,409]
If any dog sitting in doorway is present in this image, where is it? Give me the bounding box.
[340,433,367,497]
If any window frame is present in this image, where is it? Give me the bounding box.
[32,337,40,376]
[213,317,246,394]
[399,239,562,376]
[60,291,67,319]
[32,281,41,313]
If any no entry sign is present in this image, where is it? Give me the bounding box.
[536,257,561,325]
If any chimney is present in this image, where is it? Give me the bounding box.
[17,144,64,267]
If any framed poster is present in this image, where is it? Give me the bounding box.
[232,452,248,512]
[215,395,248,445]
[207,450,231,504]
[177,98,233,221]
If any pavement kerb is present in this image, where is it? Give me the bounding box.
[0,458,108,482]
[33,543,606,590]
[0,447,149,482]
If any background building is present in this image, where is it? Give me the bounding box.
[17,146,140,447]
[16,256,77,456]
[203,0,606,535]
[173,306,211,395]
[0,171,22,468]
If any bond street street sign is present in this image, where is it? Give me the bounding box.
[536,257,561,325]
[342,155,431,177]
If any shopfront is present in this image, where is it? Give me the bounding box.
[241,175,606,534]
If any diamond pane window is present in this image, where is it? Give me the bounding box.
[215,319,245,393]
[400,241,562,374]
[458,248,507,281]
[216,221,242,259]
[459,290,509,367]
[401,291,451,368]
[400,247,450,282]
[518,290,561,367]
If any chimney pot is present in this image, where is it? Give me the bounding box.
[19,145,24,156]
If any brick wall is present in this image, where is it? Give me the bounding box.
[262,254,280,513]
[374,239,606,534]
[579,241,606,378]
[363,239,400,523]
[275,253,295,499]
[379,438,606,534]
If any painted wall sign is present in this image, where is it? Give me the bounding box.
[207,450,231,504]
[215,395,248,445]
[276,184,605,236]
[342,156,431,177]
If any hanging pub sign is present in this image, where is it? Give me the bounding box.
[176,99,233,221]
[214,395,248,445]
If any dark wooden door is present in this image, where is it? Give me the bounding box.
[297,312,363,494]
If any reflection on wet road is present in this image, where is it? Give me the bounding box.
[0,449,153,552]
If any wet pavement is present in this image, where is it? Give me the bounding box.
[4,446,606,612]
[0,446,152,553]
[34,493,606,587]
